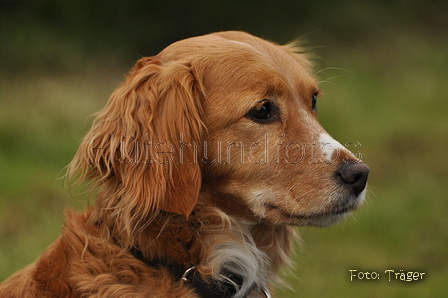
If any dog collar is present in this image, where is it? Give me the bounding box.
[181,266,272,298]
[130,248,271,298]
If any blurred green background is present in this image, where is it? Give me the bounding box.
[1,0,447,297]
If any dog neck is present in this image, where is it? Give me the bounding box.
[199,190,298,274]
[123,205,274,297]
[92,194,295,296]
[129,247,258,298]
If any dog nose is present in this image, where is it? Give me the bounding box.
[336,162,370,195]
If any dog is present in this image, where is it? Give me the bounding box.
[0,31,369,298]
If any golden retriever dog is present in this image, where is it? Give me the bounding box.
[0,31,369,298]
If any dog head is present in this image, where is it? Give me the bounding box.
[69,31,369,237]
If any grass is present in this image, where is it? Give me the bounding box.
[1,33,447,297]
[0,68,118,273]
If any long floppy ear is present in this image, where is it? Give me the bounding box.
[68,56,205,231]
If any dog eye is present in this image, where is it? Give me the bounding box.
[247,100,272,122]
[312,92,318,113]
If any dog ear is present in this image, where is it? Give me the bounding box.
[69,57,205,225]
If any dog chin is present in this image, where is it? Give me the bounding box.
[264,189,367,227]
[265,206,351,227]
[301,191,367,226]
[300,212,350,227]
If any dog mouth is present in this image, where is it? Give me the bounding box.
[264,199,359,226]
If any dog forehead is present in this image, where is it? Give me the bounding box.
[161,32,309,75]
[162,31,267,55]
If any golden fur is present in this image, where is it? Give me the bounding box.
[0,31,369,297]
